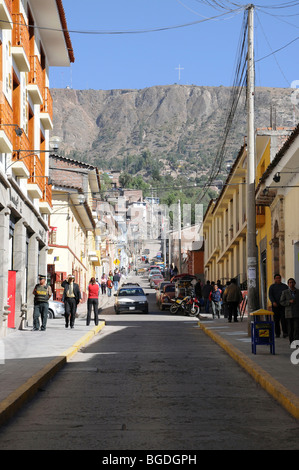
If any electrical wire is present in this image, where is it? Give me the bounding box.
[194,0,299,11]
[175,0,242,19]
[255,11,290,85]
[1,7,244,36]
[198,7,248,202]
[255,34,299,62]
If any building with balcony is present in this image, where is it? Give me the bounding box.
[48,155,101,302]
[203,145,247,287]
[0,0,74,334]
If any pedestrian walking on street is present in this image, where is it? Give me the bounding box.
[202,281,212,313]
[223,278,242,322]
[113,270,121,292]
[100,273,107,294]
[32,275,52,331]
[209,283,222,319]
[222,281,231,318]
[194,279,202,299]
[86,277,99,326]
[107,277,114,297]
[268,273,288,338]
[62,274,82,328]
[280,278,299,344]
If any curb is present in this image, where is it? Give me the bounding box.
[0,321,105,427]
[200,322,299,420]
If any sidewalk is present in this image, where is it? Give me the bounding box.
[199,314,299,420]
[0,293,114,427]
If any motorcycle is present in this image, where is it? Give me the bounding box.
[185,296,200,317]
[170,295,200,317]
[170,296,189,315]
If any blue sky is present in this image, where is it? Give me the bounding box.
[50,0,299,91]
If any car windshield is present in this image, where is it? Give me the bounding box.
[152,275,162,278]
[118,288,145,296]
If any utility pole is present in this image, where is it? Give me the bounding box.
[178,200,182,273]
[246,4,258,334]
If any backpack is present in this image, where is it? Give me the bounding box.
[107,279,113,289]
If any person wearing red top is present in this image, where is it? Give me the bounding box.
[86,277,99,326]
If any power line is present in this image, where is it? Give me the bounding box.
[255,34,299,62]
[255,11,290,85]
[198,7,248,202]
[0,8,244,36]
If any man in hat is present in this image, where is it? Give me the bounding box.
[62,274,82,328]
[32,275,52,331]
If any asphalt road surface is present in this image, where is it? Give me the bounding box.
[0,273,298,450]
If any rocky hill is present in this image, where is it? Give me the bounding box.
[51,85,298,177]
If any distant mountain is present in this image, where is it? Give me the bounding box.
[51,85,298,177]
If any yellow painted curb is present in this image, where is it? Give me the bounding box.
[200,322,299,420]
[0,321,105,427]
[62,321,106,360]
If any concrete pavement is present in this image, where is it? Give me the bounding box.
[199,314,299,420]
[0,290,298,428]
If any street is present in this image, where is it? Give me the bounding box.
[0,273,298,450]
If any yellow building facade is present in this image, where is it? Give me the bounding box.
[203,126,297,310]
[256,125,299,300]
[203,145,247,286]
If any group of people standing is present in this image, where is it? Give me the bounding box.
[98,270,121,296]
[199,278,243,322]
[269,274,299,345]
[33,273,82,331]
[197,273,299,344]
[33,269,123,332]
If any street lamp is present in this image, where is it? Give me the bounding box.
[49,136,61,152]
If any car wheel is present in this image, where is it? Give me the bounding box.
[48,309,54,319]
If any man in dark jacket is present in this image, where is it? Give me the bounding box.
[113,270,121,292]
[280,278,299,344]
[32,275,52,331]
[202,281,212,313]
[268,273,288,338]
[223,278,242,322]
[62,274,82,328]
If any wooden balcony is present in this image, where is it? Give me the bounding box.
[39,178,52,214]
[27,55,43,104]
[12,13,30,72]
[0,0,12,29]
[0,99,13,152]
[40,87,53,130]
[27,154,44,199]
